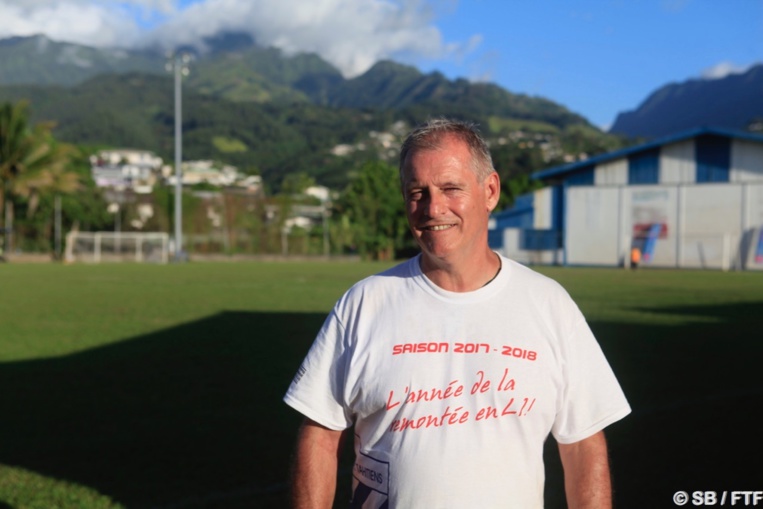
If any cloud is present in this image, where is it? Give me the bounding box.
[0,1,146,47]
[0,0,479,78]
[700,61,752,80]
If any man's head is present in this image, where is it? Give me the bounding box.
[399,118,496,185]
[399,118,501,269]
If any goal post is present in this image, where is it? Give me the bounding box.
[65,232,169,264]
[677,232,736,271]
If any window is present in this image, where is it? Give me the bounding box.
[565,167,594,186]
[695,135,730,183]
[628,149,659,184]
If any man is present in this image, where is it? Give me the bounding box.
[630,244,642,269]
[284,119,631,508]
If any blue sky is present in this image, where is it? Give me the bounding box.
[2,0,762,129]
[416,0,763,128]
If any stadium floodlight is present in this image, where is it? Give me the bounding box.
[165,51,192,261]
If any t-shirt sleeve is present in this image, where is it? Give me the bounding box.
[283,309,354,431]
[551,316,631,444]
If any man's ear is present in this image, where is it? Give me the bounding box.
[485,172,501,212]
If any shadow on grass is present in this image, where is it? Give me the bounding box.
[1,303,762,508]
[0,311,324,508]
[579,301,763,509]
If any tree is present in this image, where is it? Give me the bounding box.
[0,100,79,252]
[13,145,79,217]
[490,143,545,209]
[337,160,409,260]
[559,124,627,158]
[280,171,316,195]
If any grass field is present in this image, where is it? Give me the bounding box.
[1,262,762,508]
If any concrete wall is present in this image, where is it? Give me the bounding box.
[532,187,554,229]
[595,159,628,185]
[732,140,763,182]
[743,184,763,271]
[565,186,623,266]
[565,182,763,270]
[661,140,695,184]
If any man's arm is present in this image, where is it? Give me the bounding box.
[290,417,347,509]
[558,430,612,509]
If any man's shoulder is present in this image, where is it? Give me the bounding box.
[330,257,419,320]
[502,256,561,286]
[346,257,418,295]
[501,256,575,301]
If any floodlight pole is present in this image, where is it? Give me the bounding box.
[173,53,184,261]
[166,51,192,261]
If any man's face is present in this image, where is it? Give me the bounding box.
[402,135,499,267]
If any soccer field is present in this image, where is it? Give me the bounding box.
[1,262,761,508]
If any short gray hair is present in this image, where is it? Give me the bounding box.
[398,118,495,184]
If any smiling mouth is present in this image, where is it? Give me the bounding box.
[422,224,455,231]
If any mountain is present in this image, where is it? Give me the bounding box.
[0,33,622,189]
[323,60,590,129]
[0,34,593,130]
[187,45,343,104]
[0,35,163,86]
[610,64,763,139]
[0,73,394,189]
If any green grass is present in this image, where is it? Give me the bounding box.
[0,262,390,362]
[1,262,762,508]
[0,465,123,509]
[211,136,248,154]
[540,266,763,323]
[487,116,560,135]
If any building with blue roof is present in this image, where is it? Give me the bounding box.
[489,127,763,270]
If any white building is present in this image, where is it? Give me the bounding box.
[305,185,331,202]
[490,127,763,270]
[90,149,163,193]
[162,160,261,192]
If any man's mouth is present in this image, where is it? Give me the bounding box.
[422,224,455,231]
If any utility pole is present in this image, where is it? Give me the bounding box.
[167,51,191,261]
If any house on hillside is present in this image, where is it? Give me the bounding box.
[162,160,263,193]
[490,127,763,270]
[90,149,163,193]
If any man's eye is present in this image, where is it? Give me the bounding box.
[408,191,423,200]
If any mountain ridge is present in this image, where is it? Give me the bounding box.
[610,64,763,138]
[0,33,593,131]
[0,33,627,192]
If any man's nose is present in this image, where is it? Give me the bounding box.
[425,191,446,217]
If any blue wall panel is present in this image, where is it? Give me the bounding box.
[552,185,564,231]
[489,194,534,249]
[628,148,660,184]
[565,166,594,186]
[696,135,730,183]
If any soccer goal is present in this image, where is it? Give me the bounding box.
[65,232,169,264]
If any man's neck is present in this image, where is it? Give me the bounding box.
[419,249,501,292]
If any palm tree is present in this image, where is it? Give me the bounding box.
[0,100,79,253]
[12,142,79,217]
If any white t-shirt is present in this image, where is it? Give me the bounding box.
[284,254,631,508]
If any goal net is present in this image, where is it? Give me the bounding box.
[65,232,169,264]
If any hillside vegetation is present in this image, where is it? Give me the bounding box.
[0,33,624,191]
